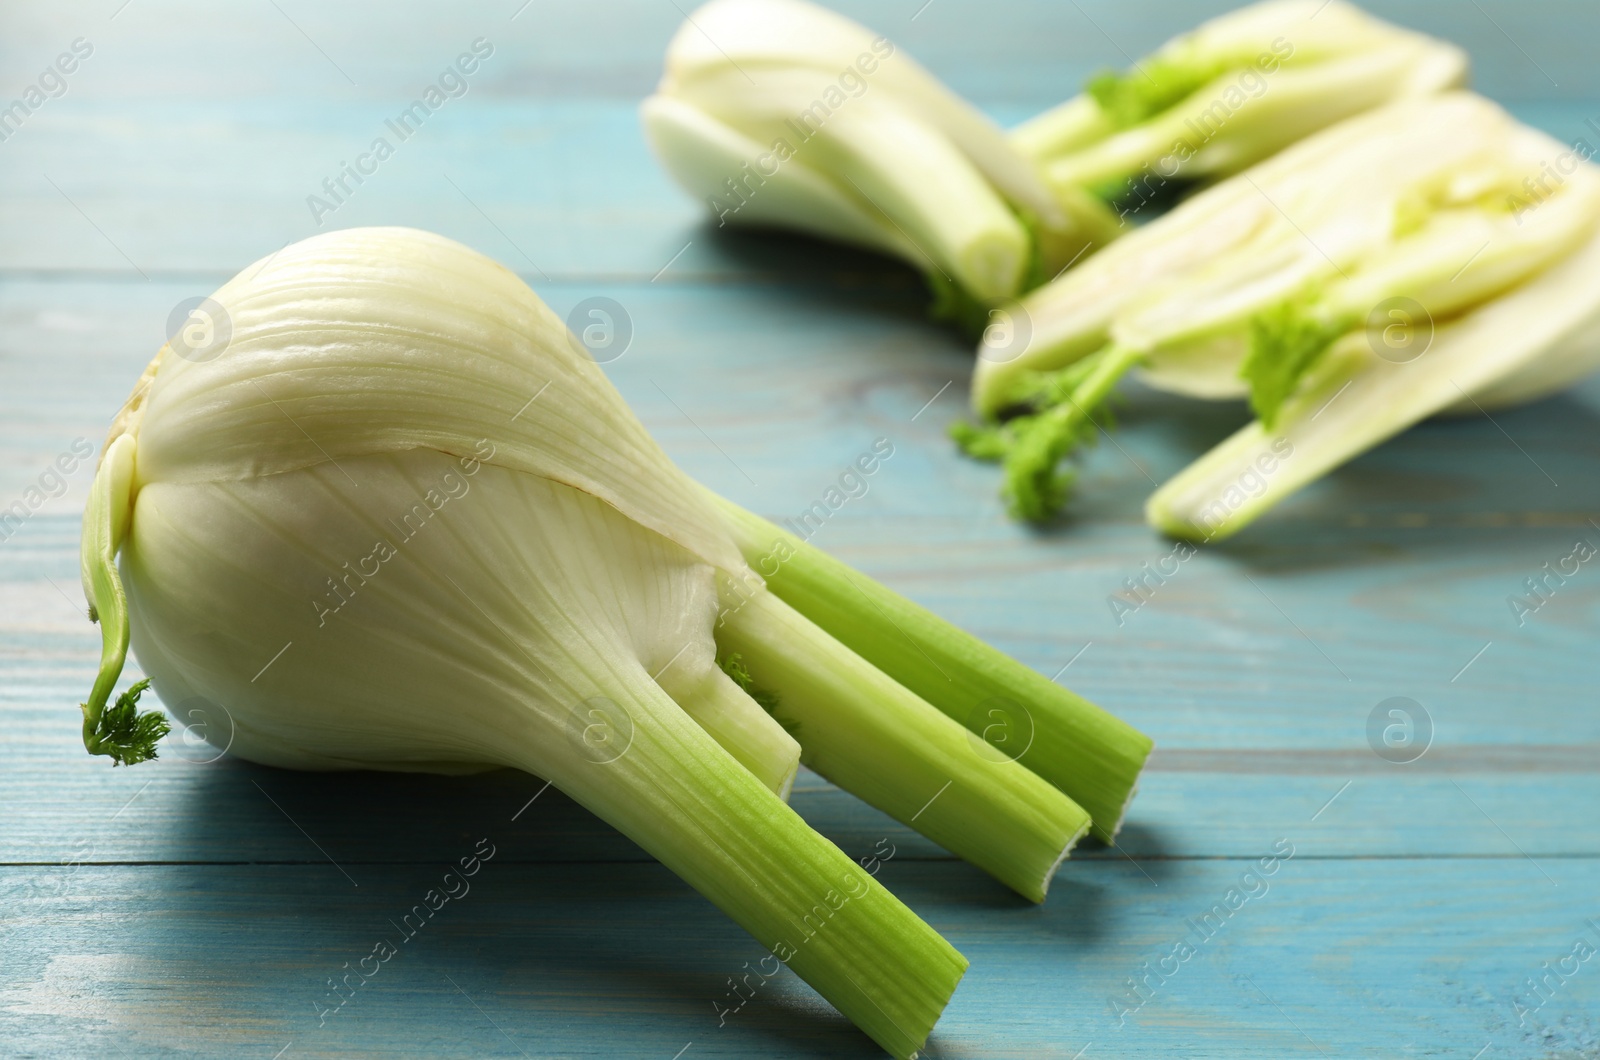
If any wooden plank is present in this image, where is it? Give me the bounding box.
[3,100,1597,278]
[3,858,1596,1057]
[5,0,1600,1056]
[4,738,1599,866]
[1,0,1593,106]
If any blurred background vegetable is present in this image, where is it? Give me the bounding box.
[1013,0,1467,204]
[642,0,1121,322]
[959,93,1600,533]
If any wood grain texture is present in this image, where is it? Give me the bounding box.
[2,1,1599,1057]
[4,859,1598,1059]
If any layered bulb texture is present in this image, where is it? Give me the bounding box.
[959,93,1600,537]
[641,0,1121,314]
[78,227,1150,1057]
[1014,0,1468,200]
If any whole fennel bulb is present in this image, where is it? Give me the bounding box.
[77,227,1149,1057]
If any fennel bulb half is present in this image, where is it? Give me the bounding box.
[641,0,1122,315]
[956,93,1600,534]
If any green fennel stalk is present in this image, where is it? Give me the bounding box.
[712,496,1151,843]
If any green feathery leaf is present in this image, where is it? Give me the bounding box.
[1003,413,1085,523]
[953,345,1140,521]
[949,418,1025,461]
[950,350,1118,465]
[1085,56,1224,130]
[1241,302,1354,428]
[82,678,169,766]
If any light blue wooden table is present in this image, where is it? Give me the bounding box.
[3,2,1599,1057]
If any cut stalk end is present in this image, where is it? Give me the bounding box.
[718,587,1090,903]
[525,662,966,1059]
[709,494,1152,845]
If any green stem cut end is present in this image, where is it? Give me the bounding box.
[711,495,1152,844]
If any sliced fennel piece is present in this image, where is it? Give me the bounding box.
[1014,0,1466,197]
[1116,119,1600,366]
[712,496,1152,843]
[1148,222,1600,540]
[1239,174,1600,425]
[644,0,1116,304]
[960,93,1600,523]
[974,92,1525,415]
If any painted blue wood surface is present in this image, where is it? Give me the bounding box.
[3,2,1600,1057]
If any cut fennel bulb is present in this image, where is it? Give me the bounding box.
[956,93,1600,528]
[77,227,1151,1057]
[642,0,1121,311]
[1147,222,1600,540]
[1013,0,1466,201]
